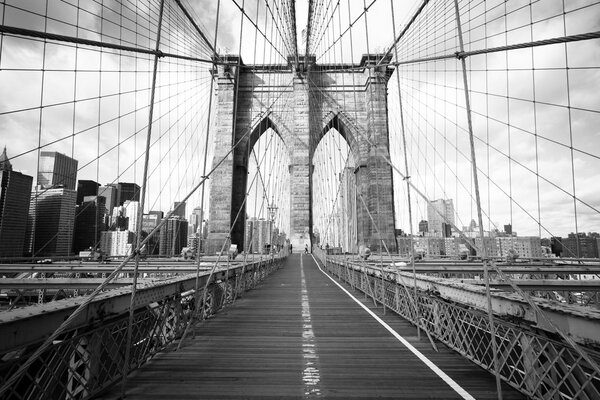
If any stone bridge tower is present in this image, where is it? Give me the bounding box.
[206,54,397,254]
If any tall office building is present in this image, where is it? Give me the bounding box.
[189,207,203,234]
[142,211,163,255]
[0,147,33,258]
[244,218,271,254]
[245,218,257,253]
[98,184,117,217]
[73,195,106,253]
[339,167,357,253]
[116,182,140,206]
[123,200,140,232]
[76,180,99,205]
[559,233,599,259]
[26,187,77,257]
[173,201,186,218]
[187,234,199,254]
[159,216,188,256]
[109,205,129,231]
[427,199,455,237]
[100,230,134,256]
[38,151,78,190]
[495,236,543,258]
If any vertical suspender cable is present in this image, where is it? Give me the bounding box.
[362,0,387,268]
[390,0,420,340]
[32,0,50,261]
[121,0,166,395]
[95,0,104,254]
[451,0,502,398]
[72,0,80,171]
[529,2,542,240]
[190,0,220,341]
[561,0,580,258]
[0,1,4,67]
[346,0,362,250]
[200,0,245,316]
[503,1,514,254]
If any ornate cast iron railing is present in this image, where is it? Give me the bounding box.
[316,252,600,400]
[0,258,283,399]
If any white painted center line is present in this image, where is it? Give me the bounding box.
[301,254,322,397]
[311,255,475,400]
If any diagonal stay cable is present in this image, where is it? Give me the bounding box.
[306,64,600,377]
[0,74,295,397]
[177,113,283,348]
[229,0,290,61]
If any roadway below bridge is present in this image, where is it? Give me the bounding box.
[101,254,525,399]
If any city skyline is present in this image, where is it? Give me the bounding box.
[1,145,597,243]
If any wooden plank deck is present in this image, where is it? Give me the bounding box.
[101,254,525,399]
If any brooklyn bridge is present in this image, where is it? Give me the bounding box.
[0,0,599,399]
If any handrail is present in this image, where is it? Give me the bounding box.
[320,255,600,399]
[0,257,284,399]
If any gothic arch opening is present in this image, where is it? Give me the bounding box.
[244,128,290,253]
[311,127,357,254]
[312,113,361,163]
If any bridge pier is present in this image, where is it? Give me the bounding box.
[362,55,397,253]
[206,54,398,255]
[205,56,240,256]
[289,73,312,252]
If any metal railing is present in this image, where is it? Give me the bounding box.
[315,251,600,400]
[0,257,283,399]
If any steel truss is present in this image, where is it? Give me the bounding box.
[0,258,282,400]
[321,256,600,400]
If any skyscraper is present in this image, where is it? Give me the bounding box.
[38,151,78,190]
[142,211,163,255]
[73,195,106,253]
[0,147,33,258]
[159,216,188,256]
[427,199,455,237]
[123,200,140,232]
[244,217,271,254]
[189,207,203,234]
[116,182,140,206]
[98,184,117,217]
[245,218,257,253]
[27,187,77,257]
[100,230,134,256]
[173,201,186,218]
[76,180,99,205]
[339,167,357,253]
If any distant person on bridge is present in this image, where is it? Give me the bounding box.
[304,244,309,254]
[289,244,293,253]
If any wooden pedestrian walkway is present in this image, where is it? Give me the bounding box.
[102,254,525,399]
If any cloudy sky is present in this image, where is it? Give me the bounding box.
[1,0,599,240]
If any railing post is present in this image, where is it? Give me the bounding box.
[395,270,401,315]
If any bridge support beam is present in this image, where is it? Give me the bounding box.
[289,74,312,252]
[358,55,397,253]
[206,56,240,255]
